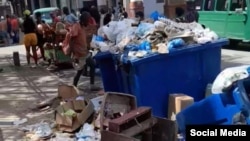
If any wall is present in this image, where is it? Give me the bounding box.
[143,0,164,18]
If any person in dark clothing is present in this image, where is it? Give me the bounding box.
[63,7,78,24]
[35,12,46,61]
[122,8,128,18]
[135,11,144,21]
[185,1,199,23]
[6,15,11,38]
[82,53,99,91]
[71,9,77,17]
[89,6,101,26]
[22,10,38,67]
[103,13,112,25]
[80,7,90,14]
[134,11,144,26]
[175,7,185,22]
[100,9,106,15]
[175,2,199,23]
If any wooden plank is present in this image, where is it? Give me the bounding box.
[101,130,140,141]
[152,118,177,141]
[121,118,156,137]
[109,107,152,133]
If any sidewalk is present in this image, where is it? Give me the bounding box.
[0,55,59,140]
[0,45,103,140]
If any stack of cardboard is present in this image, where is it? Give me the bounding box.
[55,84,94,132]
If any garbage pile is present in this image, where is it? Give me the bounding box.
[17,84,178,141]
[91,16,219,59]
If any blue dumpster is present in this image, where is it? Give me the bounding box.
[233,78,250,124]
[176,75,250,134]
[176,94,240,133]
[122,38,229,117]
[94,52,125,92]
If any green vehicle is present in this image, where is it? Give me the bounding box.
[196,0,250,45]
[33,7,59,24]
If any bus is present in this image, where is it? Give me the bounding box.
[197,0,250,46]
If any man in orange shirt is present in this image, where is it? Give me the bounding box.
[10,15,19,44]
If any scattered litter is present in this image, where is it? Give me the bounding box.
[75,123,101,141]
[13,118,28,126]
[21,121,54,140]
[91,96,104,112]
[76,96,85,101]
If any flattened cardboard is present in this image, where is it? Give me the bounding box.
[73,100,86,111]
[55,100,94,132]
[168,94,194,119]
[58,84,79,100]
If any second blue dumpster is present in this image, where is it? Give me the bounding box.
[94,51,125,92]
[122,38,229,117]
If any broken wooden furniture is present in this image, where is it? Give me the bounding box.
[100,92,137,130]
[101,117,177,141]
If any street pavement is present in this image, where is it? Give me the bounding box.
[0,45,103,140]
[0,44,249,140]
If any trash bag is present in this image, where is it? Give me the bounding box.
[115,19,136,43]
[91,35,104,48]
[102,21,118,42]
[168,38,185,52]
[139,41,151,51]
[150,11,160,21]
[95,35,104,42]
[135,23,154,38]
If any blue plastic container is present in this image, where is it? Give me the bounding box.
[94,52,125,92]
[122,38,229,117]
[176,94,240,133]
[233,78,250,124]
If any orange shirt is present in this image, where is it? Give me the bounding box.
[70,23,88,58]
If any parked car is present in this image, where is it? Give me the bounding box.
[33,7,59,24]
[196,0,250,46]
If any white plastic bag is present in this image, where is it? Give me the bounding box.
[90,35,98,48]
[212,65,250,94]
[154,21,167,31]
[102,21,118,42]
[135,23,155,38]
[96,42,109,52]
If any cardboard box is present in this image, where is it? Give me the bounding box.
[58,84,79,100]
[56,84,94,132]
[55,100,94,132]
[168,94,194,120]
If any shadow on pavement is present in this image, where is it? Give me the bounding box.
[0,55,103,140]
